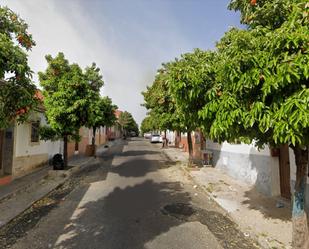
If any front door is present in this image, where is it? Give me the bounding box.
[2,128,14,175]
[279,144,291,199]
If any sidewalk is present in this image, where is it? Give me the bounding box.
[0,139,118,228]
[162,146,292,249]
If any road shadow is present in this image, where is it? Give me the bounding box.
[241,147,292,221]
[110,159,160,178]
[52,179,192,249]
[117,150,160,157]
[242,188,291,221]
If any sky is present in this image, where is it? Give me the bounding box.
[2,0,241,125]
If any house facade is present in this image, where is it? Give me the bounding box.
[0,111,61,182]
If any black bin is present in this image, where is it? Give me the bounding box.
[52,154,64,170]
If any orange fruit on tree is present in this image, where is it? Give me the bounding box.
[250,0,257,6]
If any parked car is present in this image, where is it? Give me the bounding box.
[150,134,162,143]
[130,131,137,137]
[144,133,152,139]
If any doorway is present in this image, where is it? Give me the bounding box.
[1,128,14,176]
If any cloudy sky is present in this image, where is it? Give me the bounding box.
[2,0,241,125]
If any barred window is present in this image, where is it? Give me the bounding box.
[31,121,40,143]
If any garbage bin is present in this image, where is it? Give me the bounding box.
[52,153,64,170]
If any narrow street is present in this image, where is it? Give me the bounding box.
[7,138,257,249]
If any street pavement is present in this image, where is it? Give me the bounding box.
[8,138,257,249]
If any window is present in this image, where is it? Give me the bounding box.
[30,121,40,143]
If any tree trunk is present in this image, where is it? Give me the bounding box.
[74,140,79,154]
[187,131,193,165]
[74,129,79,155]
[63,135,68,168]
[175,130,180,148]
[92,127,96,157]
[92,127,96,147]
[291,145,309,249]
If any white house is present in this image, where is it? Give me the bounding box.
[0,110,61,182]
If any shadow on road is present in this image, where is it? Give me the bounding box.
[110,159,159,177]
[53,180,191,249]
[116,150,160,157]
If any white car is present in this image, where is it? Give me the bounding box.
[144,133,152,139]
[150,134,162,143]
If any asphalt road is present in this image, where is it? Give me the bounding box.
[9,138,257,249]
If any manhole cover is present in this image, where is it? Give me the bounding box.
[161,203,196,217]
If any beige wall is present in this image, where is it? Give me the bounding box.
[13,153,48,178]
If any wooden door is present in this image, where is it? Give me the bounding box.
[279,144,291,199]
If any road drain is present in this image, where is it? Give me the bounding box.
[161,203,196,218]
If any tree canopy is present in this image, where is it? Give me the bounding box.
[39,53,91,136]
[142,64,181,133]
[118,111,139,135]
[0,5,37,129]
[39,53,95,166]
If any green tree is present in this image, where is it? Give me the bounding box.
[167,49,216,161]
[0,6,36,130]
[200,1,309,246]
[39,53,92,167]
[142,64,183,145]
[118,111,138,136]
[87,96,117,149]
[83,63,104,149]
[140,115,156,135]
[228,0,292,29]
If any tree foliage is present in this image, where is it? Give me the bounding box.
[200,1,309,148]
[118,111,139,135]
[142,64,181,133]
[167,49,216,134]
[0,5,37,129]
[39,53,95,166]
[39,53,91,136]
[140,115,158,134]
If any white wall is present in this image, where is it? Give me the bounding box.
[166,130,175,145]
[14,112,61,158]
[206,140,280,196]
[206,140,271,156]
